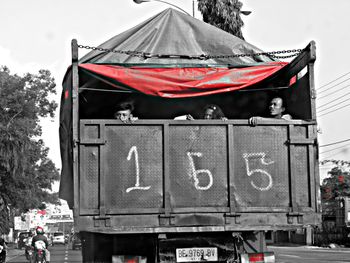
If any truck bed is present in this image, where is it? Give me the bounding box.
[75,119,321,233]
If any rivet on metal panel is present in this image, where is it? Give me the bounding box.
[94,219,100,227]
[297,215,304,224]
[311,88,316,99]
[224,213,241,224]
[93,216,111,228]
[73,139,79,147]
[287,213,303,224]
[105,218,111,227]
[159,214,175,226]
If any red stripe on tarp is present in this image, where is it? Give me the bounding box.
[79,62,288,98]
[65,90,69,99]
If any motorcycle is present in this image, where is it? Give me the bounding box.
[25,236,33,261]
[25,246,33,262]
[0,254,5,263]
[0,254,6,263]
[32,240,47,263]
[0,243,6,263]
[34,248,46,263]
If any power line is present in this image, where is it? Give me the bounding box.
[317,71,350,91]
[317,83,350,99]
[319,143,350,155]
[317,97,350,113]
[317,77,350,95]
[322,149,350,160]
[318,102,350,117]
[320,138,350,148]
[317,91,350,109]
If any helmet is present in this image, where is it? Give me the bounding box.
[36,226,44,235]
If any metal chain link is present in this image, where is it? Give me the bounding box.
[78,45,146,57]
[78,44,303,60]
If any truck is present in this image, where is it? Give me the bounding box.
[59,8,321,263]
[318,196,350,245]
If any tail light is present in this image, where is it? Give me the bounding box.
[112,255,147,263]
[240,252,275,263]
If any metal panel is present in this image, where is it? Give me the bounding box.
[288,125,312,209]
[77,121,320,229]
[163,124,172,217]
[232,126,289,208]
[80,146,99,213]
[83,124,100,139]
[72,39,80,217]
[104,125,163,211]
[294,145,310,207]
[307,125,317,211]
[169,126,228,208]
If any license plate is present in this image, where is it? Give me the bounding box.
[176,247,218,262]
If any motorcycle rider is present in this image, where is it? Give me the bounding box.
[32,226,50,263]
[0,236,6,263]
[25,231,35,261]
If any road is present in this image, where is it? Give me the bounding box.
[7,244,82,263]
[6,244,350,263]
[269,245,350,263]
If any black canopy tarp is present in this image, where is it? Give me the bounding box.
[79,8,274,65]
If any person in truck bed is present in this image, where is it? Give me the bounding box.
[202,104,227,120]
[114,101,138,123]
[174,104,227,120]
[249,96,292,125]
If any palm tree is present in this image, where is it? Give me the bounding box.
[198,0,246,40]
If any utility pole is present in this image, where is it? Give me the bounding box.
[192,0,195,17]
[133,0,192,16]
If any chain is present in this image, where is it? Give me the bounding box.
[78,45,146,57]
[78,44,303,60]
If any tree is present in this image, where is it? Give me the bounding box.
[197,0,246,40]
[321,166,350,200]
[0,66,60,234]
[320,165,350,221]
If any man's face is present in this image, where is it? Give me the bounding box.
[114,109,132,122]
[204,108,214,119]
[269,98,284,117]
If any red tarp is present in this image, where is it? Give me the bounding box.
[80,62,288,98]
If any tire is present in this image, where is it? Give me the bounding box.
[0,252,6,263]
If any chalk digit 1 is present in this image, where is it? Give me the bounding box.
[126,146,151,193]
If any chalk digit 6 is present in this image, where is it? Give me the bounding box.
[187,152,213,190]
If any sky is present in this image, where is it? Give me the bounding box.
[1,0,350,184]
